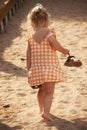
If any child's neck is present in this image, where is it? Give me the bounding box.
[35,23,47,31]
[35,26,46,30]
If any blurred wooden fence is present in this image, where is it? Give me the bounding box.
[0,0,24,33]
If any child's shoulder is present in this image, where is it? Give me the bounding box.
[47,28,56,38]
[43,27,55,32]
[49,28,55,33]
[27,33,32,42]
[41,27,56,37]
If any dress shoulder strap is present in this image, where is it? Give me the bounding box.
[47,28,56,39]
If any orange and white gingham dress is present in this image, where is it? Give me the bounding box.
[28,29,64,86]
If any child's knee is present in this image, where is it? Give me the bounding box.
[46,89,53,95]
[42,82,55,94]
[46,86,55,94]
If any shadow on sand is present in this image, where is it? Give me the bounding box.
[39,0,87,21]
[45,115,87,130]
[0,1,30,77]
[0,122,23,130]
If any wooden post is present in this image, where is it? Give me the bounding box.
[11,6,16,16]
[8,9,13,20]
[15,2,19,10]
[18,0,21,8]
[5,15,8,26]
[21,0,24,4]
[0,0,24,34]
[0,21,5,33]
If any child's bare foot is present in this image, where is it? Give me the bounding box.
[41,113,53,121]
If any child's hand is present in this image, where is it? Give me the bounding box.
[63,49,70,55]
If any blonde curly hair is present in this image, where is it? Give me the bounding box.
[29,3,50,27]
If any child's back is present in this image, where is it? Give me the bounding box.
[33,27,49,44]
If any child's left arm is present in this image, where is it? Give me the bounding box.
[48,33,69,55]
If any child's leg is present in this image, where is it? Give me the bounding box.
[42,82,55,121]
[37,86,45,113]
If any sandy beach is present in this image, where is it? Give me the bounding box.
[0,0,87,129]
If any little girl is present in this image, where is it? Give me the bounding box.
[27,3,69,121]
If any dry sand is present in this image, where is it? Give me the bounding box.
[0,0,87,130]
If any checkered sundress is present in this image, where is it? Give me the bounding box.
[28,29,64,86]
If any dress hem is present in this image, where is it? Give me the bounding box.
[28,79,64,86]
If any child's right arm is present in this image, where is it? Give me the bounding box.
[26,42,31,71]
[48,33,69,55]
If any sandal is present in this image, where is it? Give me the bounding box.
[64,53,82,67]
